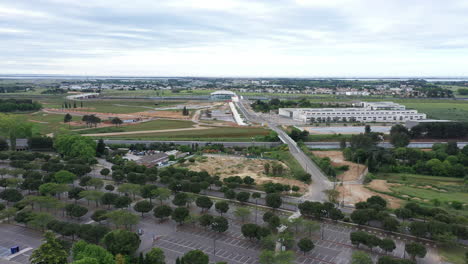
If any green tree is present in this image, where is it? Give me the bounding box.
[80,190,104,207]
[54,170,76,184]
[100,168,110,179]
[30,231,68,264]
[390,132,410,148]
[0,114,33,151]
[172,192,188,207]
[153,188,171,205]
[195,196,213,212]
[379,238,396,254]
[114,196,132,209]
[153,205,173,222]
[265,193,282,210]
[101,193,119,209]
[0,207,17,222]
[106,210,140,229]
[199,214,214,229]
[215,201,229,215]
[0,188,23,204]
[64,113,72,127]
[236,192,250,203]
[405,242,427,261]
[172,207,190,225]
[144,248,165,264]
[118,183,141,199]
[211,216,229,233]
[133,200,154,216]
[181,250,208,264]
[234,207,251,223]
[54,133,96,160]
[297,238,314,255]
[102,229,141,255]
[351,251,372,264]
[28,212,54,231]
[72,240,114,264]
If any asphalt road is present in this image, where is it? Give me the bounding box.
[236,99,332,202]
[101,140,468,149]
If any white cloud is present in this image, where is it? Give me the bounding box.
[0,0,468,76]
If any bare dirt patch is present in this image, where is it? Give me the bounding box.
[337,181,403,209]
[186,155,308,192]
[312,151,366,182]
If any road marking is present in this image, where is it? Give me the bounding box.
[4,247,32,260]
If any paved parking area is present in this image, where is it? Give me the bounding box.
[0,224,43,264]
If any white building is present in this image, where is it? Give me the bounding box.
[279,101,426,123]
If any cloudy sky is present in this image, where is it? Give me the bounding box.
[1,0,468,77]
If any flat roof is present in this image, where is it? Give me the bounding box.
[210,90,236,96]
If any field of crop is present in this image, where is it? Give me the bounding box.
[78,119,195,134]
[97,126,271,141]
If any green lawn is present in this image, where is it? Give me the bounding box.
[399,100,468,122]
[20,112,86,135]
[377,173,464,186]
[78,120,195,134]
[439,245,468,264]
[71,100,183,114]
[263,147,306,178]
[96,126,271,141]
[389,185,468,204]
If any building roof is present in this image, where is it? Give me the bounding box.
[210,90,236,96]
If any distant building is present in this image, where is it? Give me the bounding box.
[137,153,169,167]
[279,101,426,123]
[6,138,29,151]
[210,90,236,100]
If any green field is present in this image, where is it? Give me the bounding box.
[22,112,86,135]
[78,120,195,134]
[439,245,468,264]
[397,100,468,122]
[263,147,306,177]
[389,185,468,204]
[66,99,183,114]
[96,126,271,141]
[375,173,468,215]
[377,173,464,186]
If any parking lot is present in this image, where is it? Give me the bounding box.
[0,224,43,264]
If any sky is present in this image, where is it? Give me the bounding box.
[1,0,468,77]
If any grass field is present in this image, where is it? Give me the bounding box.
[389,185,468,204]
[63,99,183,114]
[397,100,468,122]
[263,147,306,178]
[439,245,468,264]
[78,120,195,134]
[95,126,271,141]
[377,173,464,186]
[21,112,86,135]
[375,173,468,215]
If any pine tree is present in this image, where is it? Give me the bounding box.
[73,102,77,108]
[29,232,67,264]
[80,101,83,108]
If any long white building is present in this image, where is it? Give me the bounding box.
[279,102,426,123]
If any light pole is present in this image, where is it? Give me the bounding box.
[212,222,218,256]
